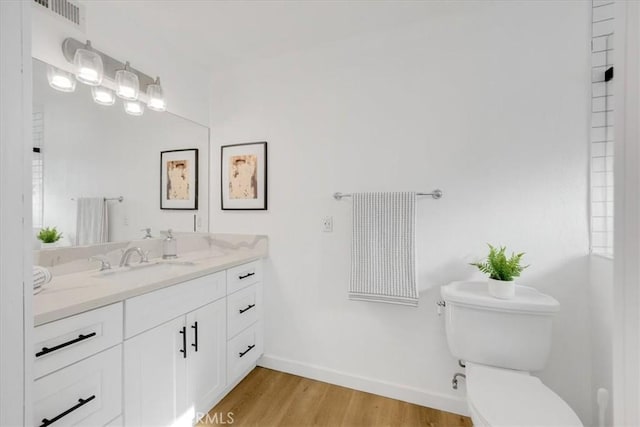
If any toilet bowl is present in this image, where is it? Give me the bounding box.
[465,363,582,427]
[441,281,583,427]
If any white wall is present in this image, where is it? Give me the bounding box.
[32,60,209,245]
[210,1,593,422]
[31,2,210,126]
[589,255,614,427]
[0,1,32,425]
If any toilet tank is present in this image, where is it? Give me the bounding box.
[441,281,560,372]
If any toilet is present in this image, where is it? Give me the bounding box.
[441,281,583,427]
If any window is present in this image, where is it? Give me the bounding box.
[590,1,615,257]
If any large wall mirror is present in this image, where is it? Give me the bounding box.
[32,58,210,248]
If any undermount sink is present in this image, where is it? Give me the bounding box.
[93,260,197,285]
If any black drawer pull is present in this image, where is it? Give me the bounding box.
[35,332,97,358]
[39,394,95,427]
[191,321,199,352]
[238,272,255,280]
[239,344,255,358]
[239,304,255,314]
[179,326,187,358]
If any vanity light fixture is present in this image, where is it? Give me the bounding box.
[146,77,166,112]
[47,65,76,92]
[60,38,166,112]
[124,100,144,116]
[91,86,116,106]
[73,40,103,86]
[115,62,139,101]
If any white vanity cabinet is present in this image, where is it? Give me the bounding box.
[33,259,264,427]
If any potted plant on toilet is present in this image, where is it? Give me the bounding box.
[470,244,528,299]
[37,226,63,249]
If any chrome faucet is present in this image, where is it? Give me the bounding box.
[89,255,112,271]
[119,247,148,267]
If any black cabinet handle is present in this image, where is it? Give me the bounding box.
[35,332,97,358]
[238,272,255,280]
[191,321,198,352]
[239,304,255,314]
[39,394,95,426]
[179,326,187,358]
[239,344,255,358]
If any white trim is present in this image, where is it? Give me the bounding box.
[613,1,640,426]
[258,354,470,417]
[0,1,32,425]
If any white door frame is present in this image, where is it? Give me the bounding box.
[613,1,640,426]
[0,1,32,425]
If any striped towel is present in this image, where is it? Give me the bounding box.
[349,192,418,306]
[33,265,52,290]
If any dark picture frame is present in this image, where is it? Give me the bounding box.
[221,142,268,210]
[160,148,199,210]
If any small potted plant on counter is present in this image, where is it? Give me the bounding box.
[37,226,63,249]
[470,244,528,299]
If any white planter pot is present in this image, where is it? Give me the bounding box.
[487,278,515,299]
[40,241,59,249]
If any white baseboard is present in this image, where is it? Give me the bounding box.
[257,354,469,417]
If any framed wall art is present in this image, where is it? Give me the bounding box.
[221,142,267,210]
[160,148,198,210]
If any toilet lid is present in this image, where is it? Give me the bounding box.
[466,364,583,427]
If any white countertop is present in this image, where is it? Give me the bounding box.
[34,241,267,326]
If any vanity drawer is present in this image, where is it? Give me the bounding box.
[227,260,262,294]
[34,345,122,427]
[227,321,263,384]
[125,271,226,339]
[227,283,262,338]
[34,303,123,379]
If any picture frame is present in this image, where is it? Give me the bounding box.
[221,142,268,210]
[160,148,199,210]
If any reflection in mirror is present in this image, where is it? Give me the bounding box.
[32,59,209,248]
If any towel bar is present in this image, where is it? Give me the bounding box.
[333,190,443,200]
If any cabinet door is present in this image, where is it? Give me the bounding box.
[124,316,188,427]
[186,298,227,416]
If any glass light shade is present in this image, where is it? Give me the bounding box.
[146,81,166,112]
[91,86,115,106]
[115,68,139,100]
[124,100,144,116]
[73,47,103,86]
[47,65,76,92]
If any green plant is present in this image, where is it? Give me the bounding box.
[470,244,528,282]
[37,227,62,243]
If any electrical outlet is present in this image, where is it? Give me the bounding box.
[123,216,129,226]
[322,216,333,232]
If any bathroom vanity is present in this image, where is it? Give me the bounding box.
[32,234,267,426]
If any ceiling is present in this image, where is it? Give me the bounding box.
[82,0,463,72]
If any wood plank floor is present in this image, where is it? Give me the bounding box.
[197,367,472,427]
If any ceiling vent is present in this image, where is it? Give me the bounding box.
[33,0,86,32]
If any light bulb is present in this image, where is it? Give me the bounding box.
[146,77,166,112]
[91,86,115,106]
[73,41,103,86]
[116,63,139,101]
[124,100,144,116]
[47,65,76,92]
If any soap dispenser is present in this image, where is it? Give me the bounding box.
[162,229,177,259]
